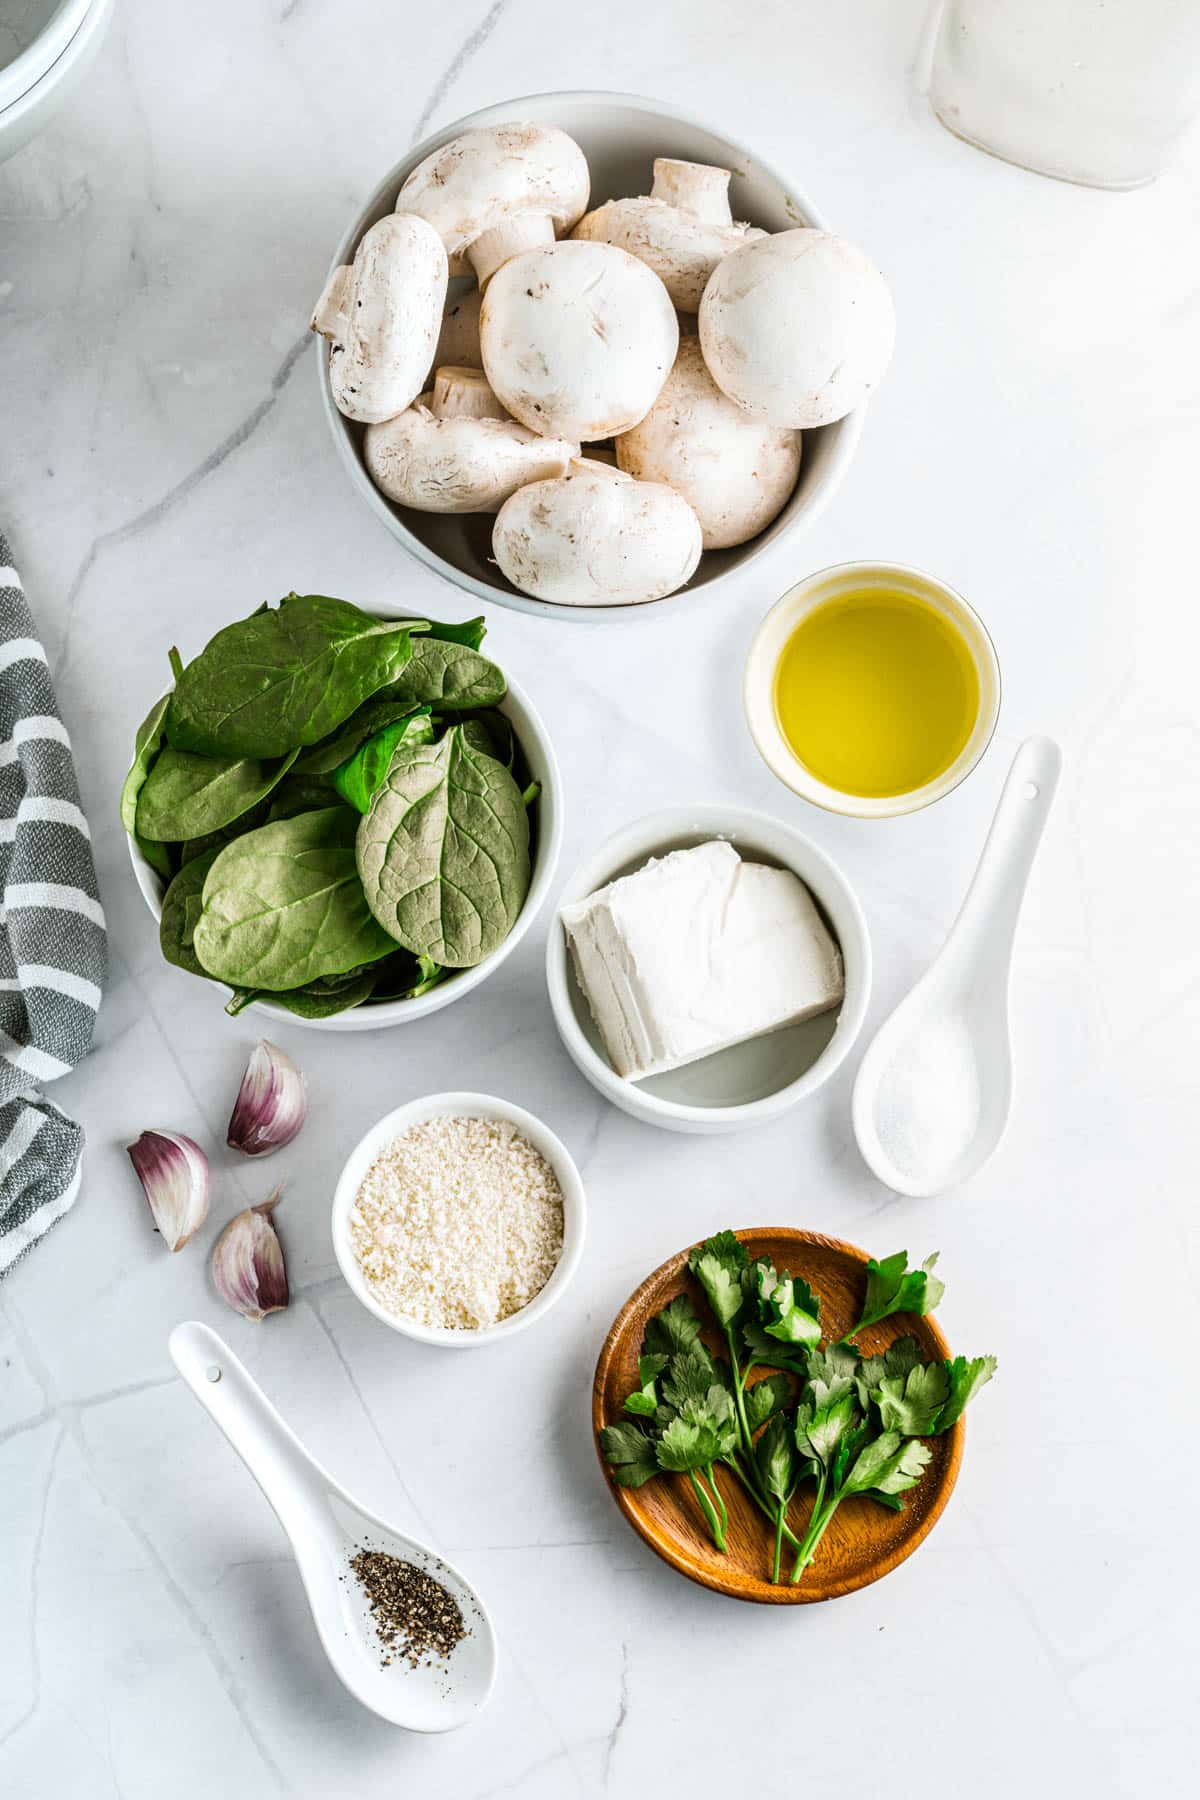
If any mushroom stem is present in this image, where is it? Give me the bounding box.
[468,212,557,289]
[431,366,510,421]
[311,264,352,338]
[433,288,483,371]
[651,158,733,225]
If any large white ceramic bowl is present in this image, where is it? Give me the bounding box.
[128,673,562,1031]
[546,806,871,1134]
[332,1091,586,1347]
[0,0,112,163]
[318,90,866,623]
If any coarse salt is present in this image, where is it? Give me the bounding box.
[348,1115,564,1330]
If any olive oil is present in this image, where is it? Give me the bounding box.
[772,589,980,798]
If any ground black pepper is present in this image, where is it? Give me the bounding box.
[348,1547,468,1669]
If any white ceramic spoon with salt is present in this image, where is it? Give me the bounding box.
[169,1320,497,1731]
[852,735,1062,1196]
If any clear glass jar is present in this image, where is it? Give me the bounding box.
[930,0,1200,189]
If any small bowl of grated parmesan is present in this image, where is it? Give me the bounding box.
[331,1092,586,1346]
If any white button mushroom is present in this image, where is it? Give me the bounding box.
[480,240,679,442]
[491,461,702,606]
[396,123,590,290]
[615,335,801,549]
[572,158,765,312]
[698,228,896,429]
[363,367,578,514]
[312,214,448,424]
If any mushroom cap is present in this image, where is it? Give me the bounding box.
[319,214,448,424]
[480,240,679,441]
[364,397,577,514]
[396,123,590,259]
[615,336,802,549]
[492,463,702,606]
[573,197,764,312]
[699,228,895,429]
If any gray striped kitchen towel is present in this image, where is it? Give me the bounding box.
[0,534,106,1276]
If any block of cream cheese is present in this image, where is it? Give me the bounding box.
[560,840,844,1081]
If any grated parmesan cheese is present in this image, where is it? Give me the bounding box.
[348,1115,565,1330]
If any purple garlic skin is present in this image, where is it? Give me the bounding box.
[126,1130,211,1253]
[227,1040,307,1157]
[211,1188,289,1321]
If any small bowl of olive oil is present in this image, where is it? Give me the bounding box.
[744,562,1000,818]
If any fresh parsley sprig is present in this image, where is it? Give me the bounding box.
[600,1233,996,1585]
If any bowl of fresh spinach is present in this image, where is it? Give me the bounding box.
[122,596,561,1029]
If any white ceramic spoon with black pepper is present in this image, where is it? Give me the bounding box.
[169,1321,496,1730]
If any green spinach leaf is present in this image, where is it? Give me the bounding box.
[332,708,434,813]
[291,698,428,775]
[120,694,170,837]
[166,595,429,757]
[379,636,505,712]
[194,807,397,989]
[160,847,221,976]
[356,726,530,967]
[421,615,486,651]
[226,964,380,1019]
[136,745,298,841]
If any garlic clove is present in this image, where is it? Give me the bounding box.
[227,1040,307,1157]
[127,1130,211,1252]
[211,1187,289,1321]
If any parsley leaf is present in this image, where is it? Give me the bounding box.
[643,1292,704,1359]
[756,1413,797,1505]
[689,1231,750,1329]
[744,1371,792,1434]
[876,1361,952,1436]
[795,1393,860,1471]
[623,1352,668,1418]
[600,1421,659,1488]
[660,1345,720,1409]
[847,1251,946,1338]
[657,1402,733,1471]
[806,1342,861,1410]
[842,1432,932,1497]
[742,1321,812,1377]
[932,1354,997,1433]
[857,1334,921,1402]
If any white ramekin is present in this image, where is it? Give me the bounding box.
[545,806,871,1135]
[331,1092,586,1347]
[744,561,1002,819]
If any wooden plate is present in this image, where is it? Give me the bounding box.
[592,1228,965,1604]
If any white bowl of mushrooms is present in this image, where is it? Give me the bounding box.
[314,91,894,622]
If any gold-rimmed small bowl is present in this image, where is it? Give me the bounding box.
[744,561,1001,819]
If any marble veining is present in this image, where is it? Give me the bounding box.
[1,1,1197,1796]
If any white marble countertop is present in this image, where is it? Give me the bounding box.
[2,3,1198,1795]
